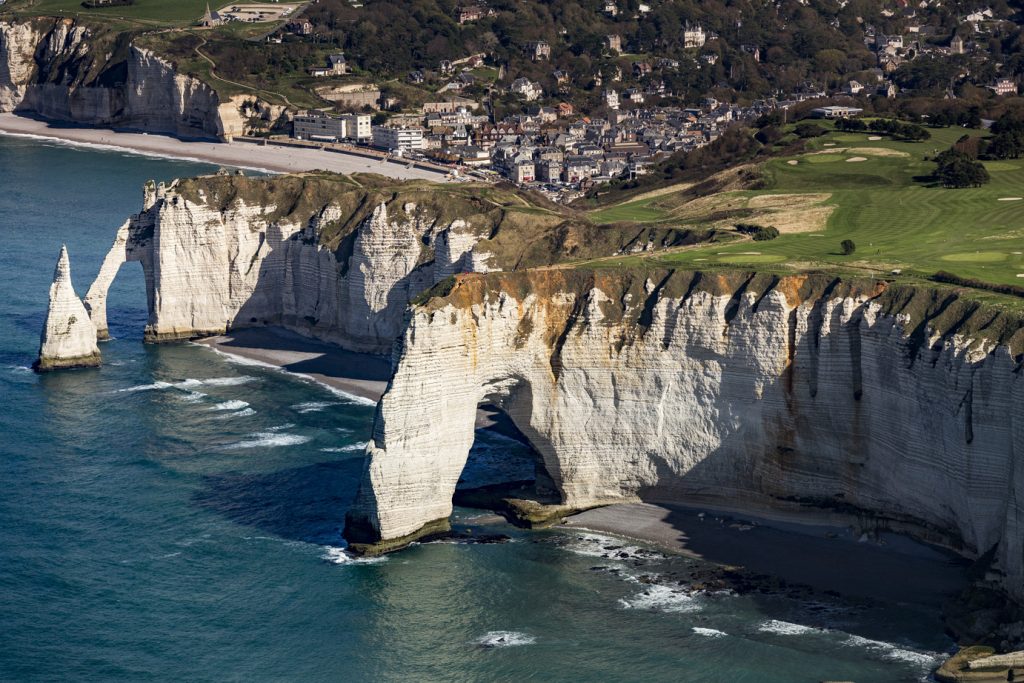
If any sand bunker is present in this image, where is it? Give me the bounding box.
[846,147,909,157]
[823,143,837,147]
[868,136,883,141]
[787,160,799,165]
[846,157,867,162]
[998,197,1023,201]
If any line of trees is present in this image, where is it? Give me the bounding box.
[835,117,931,141]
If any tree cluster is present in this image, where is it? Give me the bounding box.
[933,149,991,188]
[979,112,1024,160]
[735,223,779,240]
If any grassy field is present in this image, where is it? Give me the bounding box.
[5,0,213,26]
[588,124,1024,289]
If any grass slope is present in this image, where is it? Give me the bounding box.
[589,124,1024,290]
[6,0,212,26]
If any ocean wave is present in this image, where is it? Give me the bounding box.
[758,620,825,636]
[266,423,295,432]
[7,365,32,373]
[473,631,536,648]
[224,432,311,449]
[199,376,259,387]
[309,379,377,406]
[202,345,378,406]
[320,442,368,453]
[202,347,281,369]
[842,635,942,668]
[619,584,700,613]
[117,376,257,393]
[291,401,342,414]
[321,547,388,565]
[216,407,256,419]
[561,532,665,561]
[693,627,727,637]
[210,400,250,411]
[118,381,173,393]
[179,391,207,403]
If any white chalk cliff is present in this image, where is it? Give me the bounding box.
[35,245,101,371]
[84,177,498,354]
[345,270,1024,605]
[0,18,281,139]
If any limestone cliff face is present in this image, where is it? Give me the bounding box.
[35,245,100,371]
[0,18,277,139]
[84,176,500,353]
[346,270,1024,601]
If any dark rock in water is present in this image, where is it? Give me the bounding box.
[448,531,512,545]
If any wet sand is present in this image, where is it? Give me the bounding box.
[0,113,446,180]
[196,327,389,402]
[563,502,969,607]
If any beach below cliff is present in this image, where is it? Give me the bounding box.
[562,502,969,608]
[195,327,389,403]
[0,113,446,180]
[195,327,522,435]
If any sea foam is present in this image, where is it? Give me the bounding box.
[692,627,727,637]
[291,401,342,414]
[619,584,700,613]
[215,407,256,419]
[321,547,388,565]
[758,620,824,636]
[118,376,257,393]
[224,432,311,449]
[210,400,250,411]
[473,631,536,648]
[842,635,941,668]
[320,443,368,453]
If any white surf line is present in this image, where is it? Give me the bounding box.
[198,343,378,406]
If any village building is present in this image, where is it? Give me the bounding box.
[993,78,1018,96]
[371,126,425,153]
[810,105,864,119]
[340,113,372,140]
[199,3,223,27]
[511,78,543,102]
[526,41,551,61]
[293,112,346,142]
[683,23,706,49]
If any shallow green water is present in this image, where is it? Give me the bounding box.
[0,134,955,682]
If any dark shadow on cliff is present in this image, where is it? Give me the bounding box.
[192,459,364,544]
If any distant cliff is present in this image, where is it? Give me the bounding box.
[0,18,279,139]
[83,173,702,353]
[345,269,1024,606]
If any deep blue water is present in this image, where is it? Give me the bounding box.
[0,134,957,682]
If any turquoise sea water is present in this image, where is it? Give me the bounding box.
[0,134,958,682]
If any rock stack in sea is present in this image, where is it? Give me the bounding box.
[34,245,101,372]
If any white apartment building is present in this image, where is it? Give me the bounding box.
[371,126,425,153]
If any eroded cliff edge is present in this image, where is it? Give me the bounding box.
[345,269,1024,607]
[0,17,278,138]
[84,173,706,354]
